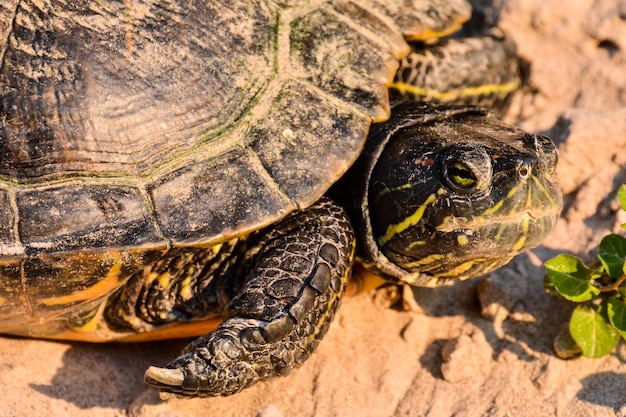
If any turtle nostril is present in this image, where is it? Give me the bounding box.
[519,164,530,178]
[523,134,558,174]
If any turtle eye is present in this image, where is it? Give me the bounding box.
[441,145,492,194]
[446,162,477,189]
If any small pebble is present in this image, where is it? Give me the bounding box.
[257,404,285,417]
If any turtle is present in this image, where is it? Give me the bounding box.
[0,0,562,398]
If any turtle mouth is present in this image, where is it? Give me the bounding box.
[481,209,559,252]
[435,205,560,250]
[389,195,561,282]
[434,206,557,233]
[438,208,558,264]
[375,173,563,283]
[393,209,559,282]
[387,208,558,265]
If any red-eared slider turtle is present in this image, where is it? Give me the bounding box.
[0,0,561,398]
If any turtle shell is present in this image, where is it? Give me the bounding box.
[0,0,470,331]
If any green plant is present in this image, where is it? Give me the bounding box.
[544,184,626,358]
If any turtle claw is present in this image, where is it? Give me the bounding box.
[144,366,188,399]
[144,366,185,388]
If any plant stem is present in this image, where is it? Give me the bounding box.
[601,274,626,292]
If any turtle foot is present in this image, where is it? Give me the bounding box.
[143,325,269,398]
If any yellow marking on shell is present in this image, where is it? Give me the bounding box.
[0,296,5,306]
[389,80,521,102]
[41,263,123,307]
[210,243,223,255]
[457,235,470,246]
[117,318,224,342]
[47,317,224,342]
[379,193,438,246]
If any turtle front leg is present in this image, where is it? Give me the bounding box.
[144,198,355,397]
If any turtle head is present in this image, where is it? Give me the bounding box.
[364,109,562,285]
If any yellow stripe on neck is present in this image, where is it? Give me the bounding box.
[389,80,521,102]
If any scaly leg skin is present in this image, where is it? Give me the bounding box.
[144,198,355,398]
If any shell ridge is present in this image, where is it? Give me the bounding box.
[0,1,20,73]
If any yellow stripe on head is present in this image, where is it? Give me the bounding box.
[378,193,438,246]
[432,259,483,278]
[400,253,444,269]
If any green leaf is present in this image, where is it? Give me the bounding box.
[543,274,566,300]
[544,254,601,302]
[569,304,620,358]
[619,184,626,230]
[618,184,626,212]
[607,295,626,338]
[598,234,626,278]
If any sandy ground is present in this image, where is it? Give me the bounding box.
[1,1,626,416]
